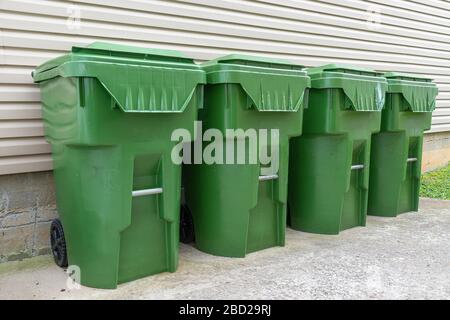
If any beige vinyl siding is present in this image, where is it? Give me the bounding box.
[0,0,449,175]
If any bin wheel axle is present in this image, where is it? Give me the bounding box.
[180,205,195,244]
[50,219,68,268]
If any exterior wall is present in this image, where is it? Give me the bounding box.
[1,0,450,175]
[0,172,57,262]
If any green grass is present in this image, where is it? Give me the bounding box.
[420,164,450,200]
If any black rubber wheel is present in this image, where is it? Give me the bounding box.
[180,204,195,244]
[50,219,68,268]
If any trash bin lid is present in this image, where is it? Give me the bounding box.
[383,72,438,112]
[203,54,305,70]
[33,42,201,76]
[384,72,434,82]
[306,64,388,112]
[307,64,382,77]
[201,54,310,112]
[32,42,205,113]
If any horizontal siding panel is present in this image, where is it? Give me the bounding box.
[0,154,53,175]
[1,46,65,67]
[0,103,42,119]
[4,25,450,66]
[0,137,50,157]
[0,85,40,102]
[3,32,450,72]
[427,124,450,133]
[432,77,450,84]
[0,0,449,174]
[258,0,450,35]
[369,0,450,20]
[2,13,449,68]
[438,84,450,92]
[4,0,450,53]
[176,0,450,43]
[433,109,450,117]
[436,101,450,108]
[432,116,450,125]
[320,0,450,27]
[13,0,450,43]
[438,92,450,100]
[0,67,34,84]
[77,0,450,52]
[0,120,44,138]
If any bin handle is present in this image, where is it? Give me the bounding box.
[259,174,278,181]
[132,187,163,197]
[351,164,364,170]
[407,158,417,163]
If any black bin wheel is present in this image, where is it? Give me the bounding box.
[50,219,68,268]
[180,204,195,244]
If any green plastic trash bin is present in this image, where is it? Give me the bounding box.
[288,64,387,235]
[368,73,438,217]
[32,42,205,289]
[184,55,310,257]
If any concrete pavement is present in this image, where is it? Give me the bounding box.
[0,198,449,300]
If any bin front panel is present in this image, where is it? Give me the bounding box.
[289,64,386,234]
[368,73,438,217]
[185,55,310,257]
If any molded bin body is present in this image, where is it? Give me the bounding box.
[184,55,310,257]
[288,65,387,235]
[32,42,205,288]
[368,73,438,217]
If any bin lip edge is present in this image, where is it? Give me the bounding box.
[33,59,205,83]
[32,42,202,83]
[201,54,305,69]
[383,72,436,82]
[78,41,192,60]
[308,74,388,90]
[201,63,310,84]
[306,63,383,76]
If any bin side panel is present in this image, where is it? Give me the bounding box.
[39,77,79,145]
